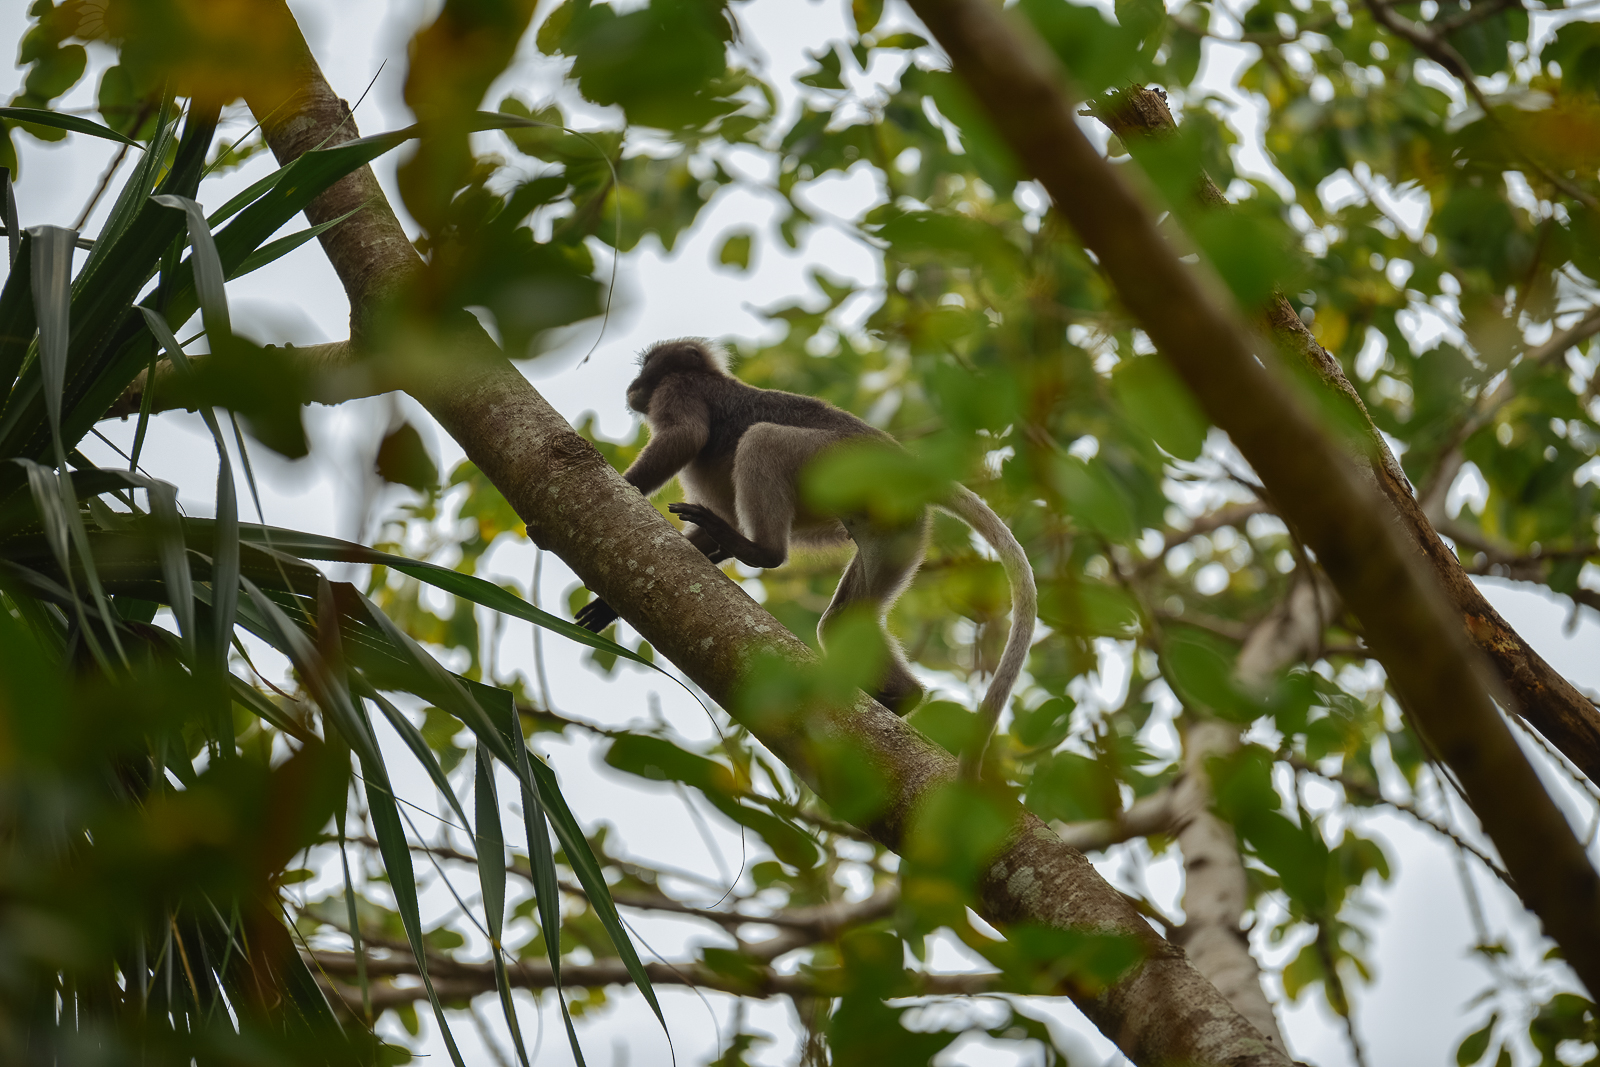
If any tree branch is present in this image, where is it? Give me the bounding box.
[244,11,1295,1066]
[1134,501,1271,579]
[102,339,380,419]
[1420,305,1600,521]
[1167,580,1339,1053]
[1053,788,1177,852]
[905,0,1600,997]
[308,950,997,1009]
[1359,0,1598,209]
[1095,86,1600,790]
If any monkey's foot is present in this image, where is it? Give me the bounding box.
[874,674,925,716]
[667,503,785,569]
[575,596,620,633]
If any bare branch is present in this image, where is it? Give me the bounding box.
[309,951,996,1009]
[1053,788,1176,852]
[103,339,374,420]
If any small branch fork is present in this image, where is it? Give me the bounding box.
[302,875,944,1012]
[1358,0,1598,209]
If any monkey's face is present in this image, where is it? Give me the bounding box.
[625,378,650,414]
[625,339,724,415]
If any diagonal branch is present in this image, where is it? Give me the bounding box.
[904,0,1600,998]
[103,339,370,419]
[1098,85,1600,787]
[309,950,998,1009]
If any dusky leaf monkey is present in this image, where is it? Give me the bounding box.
[576,338,1037,778]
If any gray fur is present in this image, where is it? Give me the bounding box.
[594,339,1037,777]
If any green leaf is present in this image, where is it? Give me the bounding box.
[1114,0,1166,42]
[140,306,239,685]
[240,576,384,773]
[1018,0,1141,94]
[505,695,587,1064]
[717,230,753,271]
[707,794,820,869]
[228,673,311,741]
[360,684,470,830]
[153,194,232,340]
[1025,751,1118,824]
[0,106,143,148]
[359,728,470,1067]
[1546,21,1600,95]
[30,225,74,444]
[1281,941,1325,1001]
[1164,627,1259,722]
[1188,208,1302,310]
[81,100,175,279]
[375,423,439,491]
[1457,1016,1497,1065]
[874,32,929,50]
[562,0,735,130]
[1010,695,1075,750]
[212,520,648,665]
[853,0,884,34]
[1036,579,1141,638]
[907,700,986,758]
[0,229,35,402]
[26,228,125,666]
[799,47,846,91]
[337,805,373,1024]
[144,477,196,658]
[519,734,667,1031]
[475,746,532,1066]
[229,202,365,280]
[1051,454,1138,542]
[0,106,210,469]
[1113,353,1208,461]
[605,734,735,793]
[2,164,19,279]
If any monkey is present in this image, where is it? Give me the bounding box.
[576,338,1037,779]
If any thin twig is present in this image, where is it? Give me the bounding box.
[1363,0,1597,208]
[74,137,134,231]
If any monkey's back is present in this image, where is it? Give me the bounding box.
[696,375,883,462]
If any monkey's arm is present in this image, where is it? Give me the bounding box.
[622,390,709,496]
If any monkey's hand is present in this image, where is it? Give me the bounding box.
[668,502,736,550]
[669,502,783,569]
[574,596,620,633]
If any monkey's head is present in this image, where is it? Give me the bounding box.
[626,338,731,414]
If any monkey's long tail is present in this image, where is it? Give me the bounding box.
[940,485,1038,778]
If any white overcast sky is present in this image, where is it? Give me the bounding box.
[4,0,1600,1064]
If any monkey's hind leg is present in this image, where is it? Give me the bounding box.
[819,513,930,715]
[671,424,838,569]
